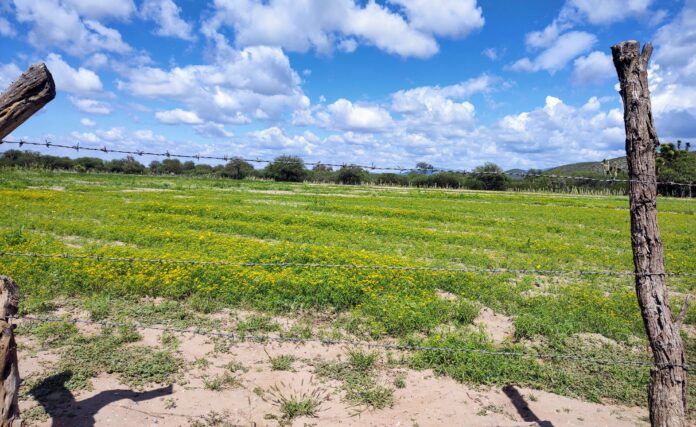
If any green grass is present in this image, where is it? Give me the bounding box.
[2,169,695,411]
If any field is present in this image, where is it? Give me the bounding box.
[1,169,695,425]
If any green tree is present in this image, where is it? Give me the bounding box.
[337,165,367,185]
[468,162,508,191]
[264,155,307,182]
[221,158,255,179]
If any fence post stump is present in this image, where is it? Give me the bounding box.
[0,63,56,140]
[611,40,687,427]
[0,276,20,427]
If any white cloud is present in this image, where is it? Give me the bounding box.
[646,0,696,138]
[46,54,103,94]
[194,122,234,138]
[247,127,317,153]
[0,63,22,89]
[141,0,194,40]
[118,45,305,125]
[13,0,132,56]
[133,129,166,142]
[205,0,483,58]
[70,97,112,114]
[97,127,126,141]
[572,51,615,85]
[80,118,96,127]
[155,108,204,124]
[511,31,596,74]
[481,47,501,61]
[0,16,15,37]
[61,0,135,19]
[319,99,393,132]
[565,0,652,25]
[71,131,99,143]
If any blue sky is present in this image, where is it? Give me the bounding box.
[1,0,695,170]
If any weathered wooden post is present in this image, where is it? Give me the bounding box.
[611,40,687,427]
[0,276,20,426]
[0,63,56,140]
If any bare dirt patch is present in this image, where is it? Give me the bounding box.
[475,307,515,343]
[16,326,648,427]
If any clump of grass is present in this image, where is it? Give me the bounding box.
[266,350,296,371]
[451,299,479,325]
[160,331,180,349]
[314,350,393,410]
[393,375,406,389]
[203,372,241,391]
[268,384,325,421]
[284,320,313,339]
[27,320,79,347]
[193,357,210,370]
[31,326,182,392]
[236,315,281,335]
[188,293,224,314]
[224,359,246,373]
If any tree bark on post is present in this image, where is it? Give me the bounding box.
[611,40,687,427]
[0,63,56,140]
[0,276,20,427]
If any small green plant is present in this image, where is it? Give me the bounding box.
[164,398,177,409]
[268,352,296,371]
[348,349,378,372]
[193,357,210,370]
[393,375,406,389]
[160,331,180,348]
[236,315,281,335]
[224,359,246,373]
[203,372,241,391]
[30,320,79,347]
[253,386,265,397]
[268,385,324,421]
[451,299,479,325]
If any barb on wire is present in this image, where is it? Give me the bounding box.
[3,139,694,188]
[1,250,694,277]
[11,315,665,368]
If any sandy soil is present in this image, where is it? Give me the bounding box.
[16,326,649,427]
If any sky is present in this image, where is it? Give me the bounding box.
[0,0,695,171]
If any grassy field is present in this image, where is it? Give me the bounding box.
[1,169,695,415]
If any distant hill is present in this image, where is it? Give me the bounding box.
[546,156,628,175]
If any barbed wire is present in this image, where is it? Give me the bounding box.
[3,139,694,188]
[12,314,672,368]
[1,251,695,277]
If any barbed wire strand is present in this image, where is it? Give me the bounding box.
[2,139,694,188]
[1,251,695,277]
[12,314,676,369]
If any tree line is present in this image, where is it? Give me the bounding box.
[1,145,694,196]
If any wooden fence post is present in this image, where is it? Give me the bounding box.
[0,63,56,140]
[611,40,687,427]
[0,276,20,426]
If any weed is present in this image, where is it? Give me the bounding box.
[268,384,324,421]
[224,359,247,373]
[237,315,281,335]
[393,375,406,389]
[269,353,296,371]
[193,357,210,370]
[203,372,241,391]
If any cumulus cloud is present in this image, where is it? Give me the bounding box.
[511,31,596,74]
[204,0,484,58]
[247,127,318,153]
[70,97,112,114]
[194,122,234,138]
[155,108,204,125]
[0,63,22,89]
[572,51,615,85]
[60,0,135,19]
[141,0,194,40]
[118,45,305,125]
[650,0,696,137]
[564,0,652,25]
[80,118,96,127]
[0,16,15,37]
[318,99,393,132]
[12,0,132,56]
[46,54,103,94]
